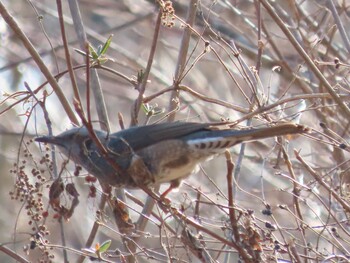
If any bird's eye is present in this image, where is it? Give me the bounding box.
[84,138,93,150]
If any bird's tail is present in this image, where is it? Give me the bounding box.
[227,123,308,141]
[187,123,308,152]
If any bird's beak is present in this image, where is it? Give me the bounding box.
[35,136,64,147]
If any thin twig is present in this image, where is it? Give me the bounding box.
[295,150,350,214]
[130,9,162,126]
[0,1,79,125]
[167,0,198,122]
[259,0,350,120]
[56,0,81,109]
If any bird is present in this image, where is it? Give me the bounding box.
[35,122,307,195]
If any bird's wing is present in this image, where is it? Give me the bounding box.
[109,122,211,150]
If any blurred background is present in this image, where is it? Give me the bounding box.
[1,0,350,262]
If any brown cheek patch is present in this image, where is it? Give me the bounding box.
[164,155,189,168]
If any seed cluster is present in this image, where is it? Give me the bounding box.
[9,139,54,262]
[160,0,175,27]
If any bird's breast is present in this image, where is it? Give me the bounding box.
[133,139,211,185]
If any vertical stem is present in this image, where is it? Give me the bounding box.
[167,0,198,122]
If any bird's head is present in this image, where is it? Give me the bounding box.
[35,127,108,165]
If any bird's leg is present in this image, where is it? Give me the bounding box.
[160,179,181,199]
